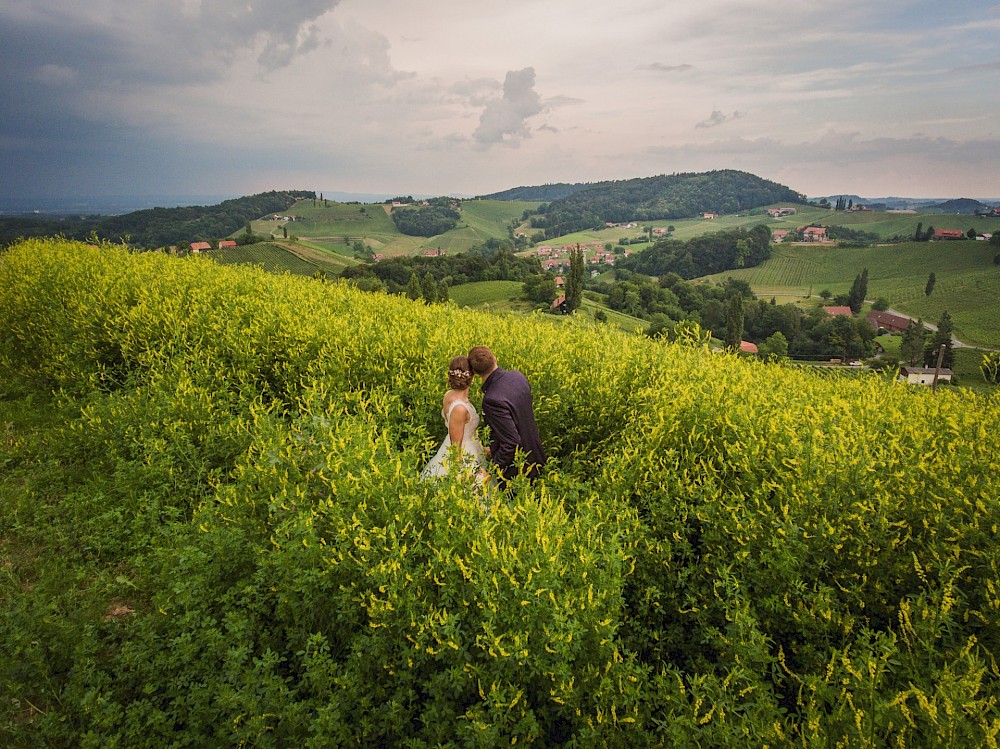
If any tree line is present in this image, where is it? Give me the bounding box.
[390,198,460,237]
[0,190,314,249]
[340,243,543,300]
[618,225,773,278]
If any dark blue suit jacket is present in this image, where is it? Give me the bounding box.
[480,368,546,482]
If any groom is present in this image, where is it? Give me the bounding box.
[468,345,546,485]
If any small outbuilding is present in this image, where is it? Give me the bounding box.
[899,366,953,386]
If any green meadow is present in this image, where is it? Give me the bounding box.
[447,280,528,310]
[212,241,359,276]
[702,241,1000,347]
[540,205,1000,247]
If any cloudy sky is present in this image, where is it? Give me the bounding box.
[2,0,999,202]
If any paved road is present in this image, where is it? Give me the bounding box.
[883,308,974,349]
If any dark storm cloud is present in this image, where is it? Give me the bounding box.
[0,0,345,197]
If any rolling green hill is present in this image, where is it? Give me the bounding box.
[254,198,540,257]
[701,241,1000,347]
[538,206,1000,248]
[210,241,360,276]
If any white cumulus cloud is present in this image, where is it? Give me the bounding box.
[472,67,544,146]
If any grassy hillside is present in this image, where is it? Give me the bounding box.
[701,241,1000,346]
[210,241,359,276]
[3,239,1000,745]
[539,206,1000,248]
[447,280,527,310]
[254,199,539,257]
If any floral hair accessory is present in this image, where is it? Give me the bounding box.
[449,368,472,378]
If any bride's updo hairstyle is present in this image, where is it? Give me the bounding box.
[447,355,474,390]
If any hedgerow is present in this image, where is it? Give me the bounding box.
[2,238,999,746]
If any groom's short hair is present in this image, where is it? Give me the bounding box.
[468,346,495,375]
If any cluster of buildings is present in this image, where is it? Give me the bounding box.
[535,243,631,275]
[189,240,237,253]
[771,226,830,243]
[820,307,954,385]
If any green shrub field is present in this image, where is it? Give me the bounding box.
[448,280,527,309]
[2,239,1000,746]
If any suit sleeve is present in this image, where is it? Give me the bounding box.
[483,396,521,477]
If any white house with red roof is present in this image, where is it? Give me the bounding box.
[801,226,829,241]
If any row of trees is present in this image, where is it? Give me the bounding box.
[340,245,542,296]
[619,225,773,279]
[898,312,955,368]
[390,198,460,237]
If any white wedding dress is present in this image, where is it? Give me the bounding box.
[420,400,486,479]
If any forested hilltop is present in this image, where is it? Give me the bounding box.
[0,190,313,248]
[477,182,588,202]
[530,170,805,238]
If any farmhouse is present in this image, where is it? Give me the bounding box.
[771,229,789,242]
[218,240,237,249]
[550,294,567,314]
[867,310,911,334]
[931,228,965,240]
[822,306,853,317]
[702,212,719,220]
[739,341,759,354]
[899,367,953,386]
[767,208,797,217]
[189,241,211,253]
[801,226,829,241]
[423,249,445,257]
[554,276,564,288]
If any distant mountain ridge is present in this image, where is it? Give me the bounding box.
[921,198,996,215]
[0,190,314,248]
[812,195,999,213]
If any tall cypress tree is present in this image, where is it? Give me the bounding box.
[900,320,927,365]
[725,293,745,351]
[847,268,868,313]
[406,272,421,301]
[565,244,585,313]
[421,272,438,304]
[924,310,954,368]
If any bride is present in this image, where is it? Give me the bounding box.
[420,355,486,480]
